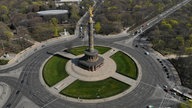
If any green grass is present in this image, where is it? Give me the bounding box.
[0,59,9,65]
[60,78,130,99]
[179,100,192,108]
[111,51,138,80]
[43,55,69,87]
[67,46,111,56]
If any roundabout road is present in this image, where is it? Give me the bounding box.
[0,0,191,108]
[1,0,190,107]
[0,37,179,108]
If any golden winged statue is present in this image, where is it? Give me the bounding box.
[89,6,93,17]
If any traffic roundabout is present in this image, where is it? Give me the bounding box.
[0,37,172,108]
[40,46,142,103]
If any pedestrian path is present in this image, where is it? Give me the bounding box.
[52,76,77,93]
[111,73,137,86]
[65,56,116,81]
[103,48,118,57]
[56,52,76,59]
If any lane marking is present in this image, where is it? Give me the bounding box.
[41,98,58,108]
[140,81,156,88]
[159,93,168,107]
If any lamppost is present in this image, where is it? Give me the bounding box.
[1,38,5,54]
[19,37,23,49]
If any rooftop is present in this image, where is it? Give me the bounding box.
[37,10,68,16]
[56,0,82,2]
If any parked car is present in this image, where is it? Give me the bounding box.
[146,105,154,108]
[144,51,149,55]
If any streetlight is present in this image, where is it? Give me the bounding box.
[1,39,5,55]
[1,41,4,52]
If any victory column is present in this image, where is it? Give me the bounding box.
[78,7,104,71]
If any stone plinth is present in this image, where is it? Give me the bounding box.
[78,49,104,71]
[66,56,116,81]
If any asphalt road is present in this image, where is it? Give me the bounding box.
[1,0,192,107]
[0,37,178,108]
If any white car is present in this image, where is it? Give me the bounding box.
[144,51,149,55]
[147,105,154,108]
[163,85,168,89]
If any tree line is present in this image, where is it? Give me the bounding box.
[93,0,183,35]
[0,0,93,56]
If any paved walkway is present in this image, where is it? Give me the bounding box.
[102,48,118,57]
[56,52,76,59]
[65,56,116,81]
[163,54,190,59]
[0,53,16,61]
[0,82,11,108]
[111,73,137,86]
[52,76,77,93]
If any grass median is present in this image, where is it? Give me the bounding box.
[60,78,130,99]
[66,46,111,56]
[111,51,138,80]
[43,55,69,87]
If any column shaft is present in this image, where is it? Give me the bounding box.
[88,18,94,52]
